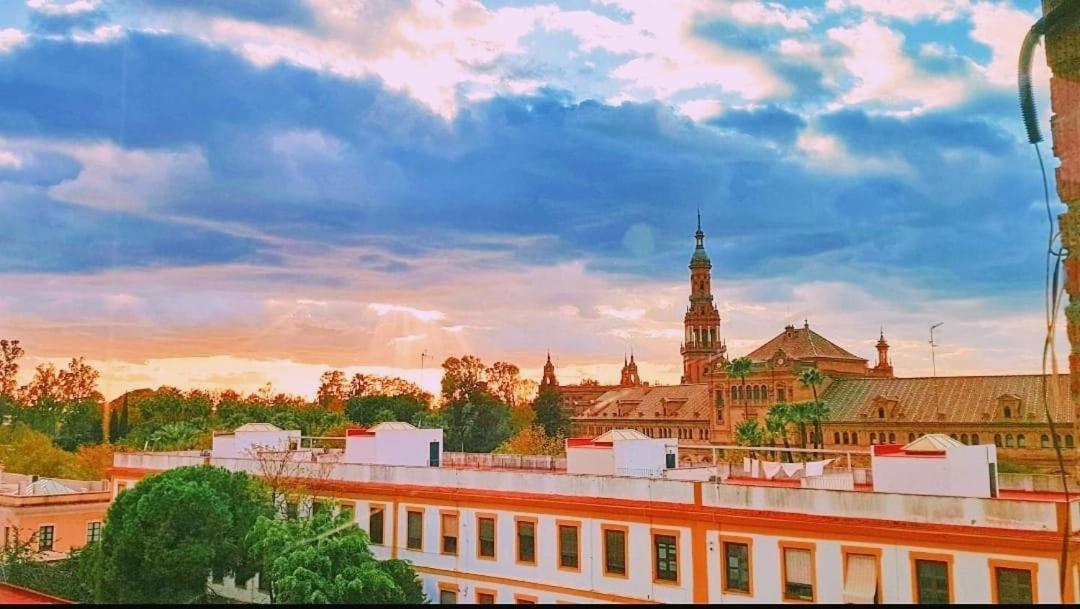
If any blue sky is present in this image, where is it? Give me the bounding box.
[0,0,1064,398]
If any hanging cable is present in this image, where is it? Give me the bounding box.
[1018,1,1080,598]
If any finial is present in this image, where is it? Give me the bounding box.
[546,350,552,364]
[697,207,701,232]
[804,318,809,328]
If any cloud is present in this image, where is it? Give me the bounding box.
[708,104,806,145]
[140,0,317,27]
[0,29,28,53]
[368,303,446,323]
[26,0,100,16]
[969,1,1044,88]
[824,0,972,22]
[596,305,646,321]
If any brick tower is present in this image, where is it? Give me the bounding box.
[680,212,725,383]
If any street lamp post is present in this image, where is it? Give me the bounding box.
[929,322,944,377]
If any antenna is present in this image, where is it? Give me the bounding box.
[929,322,944,377]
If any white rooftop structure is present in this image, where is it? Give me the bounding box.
[19,478,76,496]
[212,423,301,459]
[566,428,678,478]
[871,433,999,498]
[343,423,443,467]
[232,423,283,433]
[903,433,963,453]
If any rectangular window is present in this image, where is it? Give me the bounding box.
[476,590,496,604]
[842,551,879,604]
[477,515,496,559]
[339,502,355,522]
[86,521,102,544]
[441,512,459,555]
[38,525,54,552]
[368,505,385,545]
[439,589,457,604]
[516,518,536,565]
[515,594,537,604]
[995,566,1035,604]
[558,522,579,570]
[782,544,814,602]
[406,510,423,551]
[603,526,627,577]
[723,541,751,593]
[653,531,678,583]
[915,559,950,604]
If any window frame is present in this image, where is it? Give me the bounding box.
[515,516,538,566]
[720,535,754,596]
[841,545,882,604]
[475,588,497,604]
[438,581,459,605]
[440,509,459,556]
[556,520,581,573]
[37,524,54,552]
[476,512,498,561]
[85,520,102,544]
[778,540,816,603]
[651,528,680,586]
[989,559,1038,604]
[368,503,386,545]
[909,551,954,604]
[405,507,424,551]
[514,593,539,604]
[601,524,629,579]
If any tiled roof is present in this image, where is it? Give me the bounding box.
[822,375,1072,424]
[235,423,283,432]
[594,429,650,441]
[746,324,866,362]
[575,384,710,420]
[370,422,417,431]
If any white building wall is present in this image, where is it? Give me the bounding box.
[566,447,614,476]
[873,445,996,498]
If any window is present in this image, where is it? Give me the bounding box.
[441,512,459,555]
[778,387,786,402]
[477,514,497,559]
[38,525,54,552]
[781,543,815,602]
[406,509,423,551]
[652,530,678,584]
[960,433,968,444]
[557,521,580,571]
[339,503,355,522]
[1068,435,1075,449]
[369,505,385,545]
[994,434,1002,447]
[476,590,497,604]
[516,518,536,565]
[86,521,102,544]
[908,432,916,443]
[841,548,880,604]
[972,433,980,445]
[602,526,627,577]
[835,432,842,444]
[869,433,877,444]
[851,432,858,444]
[877,407,885,419]
[1004,406,1012,418]
[1017,434,1026,448]
[514,594,538,604]
[912,555,952,605]
[1005,434,1014,448]
[1041,434,1050,448]
[888,432,896,443]
[439,587,458,604]
[722,538,752,594]
[992,562,1036,604]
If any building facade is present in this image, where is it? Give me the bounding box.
[0,473,111,560]
[109,426,1080,604]
[558,218,1075,472]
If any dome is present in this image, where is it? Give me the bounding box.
[690,247,711,266]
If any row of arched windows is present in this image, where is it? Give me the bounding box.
[948,433,981,445]
[731,385,771,402]
[992,433,1074,449]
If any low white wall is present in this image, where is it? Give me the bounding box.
[872,445,995,498]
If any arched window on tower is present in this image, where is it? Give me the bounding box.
[960,433,968,444]
[1041,434,1049,448]
[972,433,979,445]
[994,434,1002,447]
[908,432,916,443]
[1017,434,1026,448]
[888,432,896,443]
[869,433,877,444]
[1005,434,1014,448]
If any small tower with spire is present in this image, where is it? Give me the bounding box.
[541,351,558,389]
[871,328,894,378]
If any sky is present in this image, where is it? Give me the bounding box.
[0,0,1067,400]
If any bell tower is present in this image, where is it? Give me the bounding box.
[681,211,724,383]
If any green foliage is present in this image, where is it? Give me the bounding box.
[734,419,763,456]
[440,393,511,453]
[248,510,426,604]
[531,387,570,437]
[0,546,98,604]
[494,426,565,456]
[94,466,273,603]
[345,395,427,427]
[0,424,80,478]
[54,399,103,451]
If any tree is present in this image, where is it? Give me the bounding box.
[734,419,763,459]
[66,444,116,480]
[532,388,570,438]
[440,394,511,453]
[0,424,79,478]
[248,510,425,604]
[95,466,273,603]
[20,363,61,405]
[55,399,103,451]
[798,368,827,449]
[495,426,565,456]
[316,370,348,408]
[0,338,24,399]
[764,404,791,463]
[486,361,521,407]
[57,357,99,402]
[345,395,426,427]
[440,355,488,404]
[348,373,432,405]
[726,357,754,421]
[788,402,812,451]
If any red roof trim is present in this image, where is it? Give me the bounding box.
[346,428,376,437]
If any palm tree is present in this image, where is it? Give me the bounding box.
[764,404,791,463]
[734,419,763,459]
[788,401,812,452]
[726,357,754,421]
[805,400,831,449]
[798,368,825,449]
